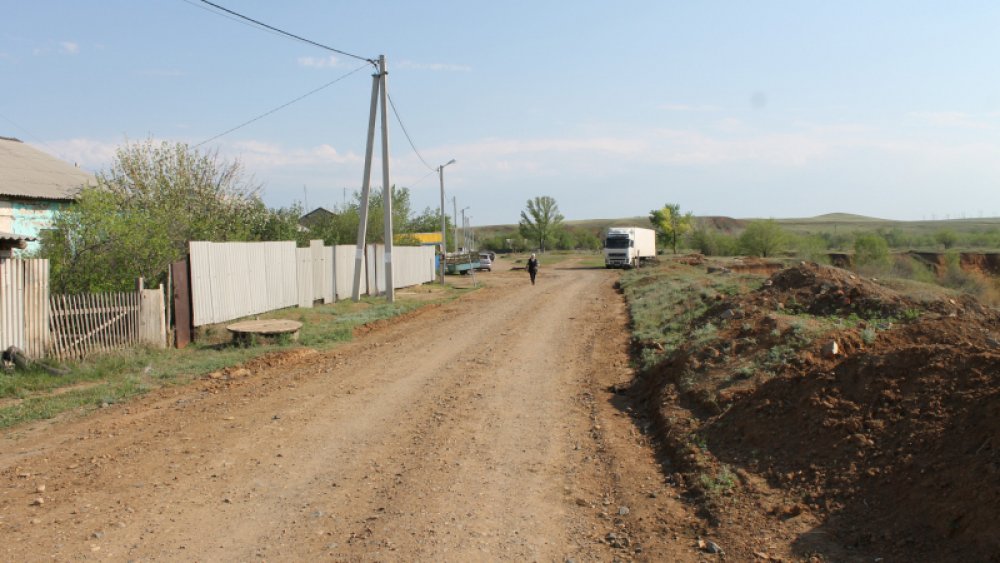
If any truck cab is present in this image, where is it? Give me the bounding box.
[604,227,656,269]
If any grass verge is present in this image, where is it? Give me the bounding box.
[0,285,463,430]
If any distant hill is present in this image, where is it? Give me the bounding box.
[475,213,1000,236]
[791,212,890,222]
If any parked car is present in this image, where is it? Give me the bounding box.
[477,253,493,271]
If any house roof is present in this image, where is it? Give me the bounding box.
[0,230,36,242]
[299,206,336,227]
[0,136,93,201]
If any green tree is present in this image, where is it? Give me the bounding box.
[361,186,412,244]
[792,234,830,263]
[934,229,958,250]
[304,186,417,247]
[406,206,455,250]
[688,227,738,256]
[738,220,787,257]
[853,233,890,269]
[40,140,284,293]
[301,210,357,246]
[553,227,575,250]
[649,203,693,254]
[575,229,602,252]
[518,196,564,252]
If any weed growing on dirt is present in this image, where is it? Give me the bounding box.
[861,327,878,344]
[621,265,762,370]
[762,345,796,371]
[691,322,718,345]
[699,465,736,495]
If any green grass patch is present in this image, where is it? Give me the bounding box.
[0,285,462,430]
[620,264,763,370]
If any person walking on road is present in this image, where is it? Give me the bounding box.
[527,253,539,285]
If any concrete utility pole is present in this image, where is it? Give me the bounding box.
[461,207,470,252]
[351,55,396,303]
[452,196,458,253]
[437,159,456,285]
[379,55,395,304]
[351,65,381,302]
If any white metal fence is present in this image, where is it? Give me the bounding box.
[190,241,298,327]
[190,241,436,327]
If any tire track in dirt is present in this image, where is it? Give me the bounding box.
[2,259,703,562]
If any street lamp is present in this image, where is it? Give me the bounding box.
[437,159,456,285]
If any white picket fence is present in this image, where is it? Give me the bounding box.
[190,240,436,327]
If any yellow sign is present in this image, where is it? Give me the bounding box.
[396,232,442,244]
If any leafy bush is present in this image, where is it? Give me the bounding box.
[791,234,830,263]
[687,228,739,256]
[853,233,890,271]
[739,220,787,257]
[40,140,300,293]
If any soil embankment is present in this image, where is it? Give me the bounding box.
[631,261,1000,562]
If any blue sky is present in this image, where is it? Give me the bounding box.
[4,1,1000,226]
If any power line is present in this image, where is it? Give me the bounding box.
[407,169,438,189]
[387,93,436,172]
[178,0,289,42]
[193,0,375,64]
[194,62,370,147]
[0,111,63,157]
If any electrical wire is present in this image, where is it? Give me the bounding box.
[194,62,370,148]
[407,168,438,189]
[193,0,375,64]
[178,0,289,42]
[387,93,436,172]
[0,111,65,157]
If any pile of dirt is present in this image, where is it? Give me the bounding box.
[674,253,706,266]
[698,216,746,233]
[633,262,1000,561]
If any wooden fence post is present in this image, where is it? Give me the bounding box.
[139,285,166,349]
[171,259,192,348]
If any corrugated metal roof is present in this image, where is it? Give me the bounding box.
[0,230,37,242]
[0,136,93,201]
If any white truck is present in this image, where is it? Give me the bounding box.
[603,227,657,269]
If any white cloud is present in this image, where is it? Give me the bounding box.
[297,55,341,69]
[59,41,79,55]
[397,60,472,72]
[226,140,360,168]
[35,138,118,172]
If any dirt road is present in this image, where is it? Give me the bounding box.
[2,258,702,562]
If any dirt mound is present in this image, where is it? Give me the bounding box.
[674,253,705,266]
[962,252,1000,276]
[699,216,745,232]
[729,258,783,276]
[633,262,1000,561]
